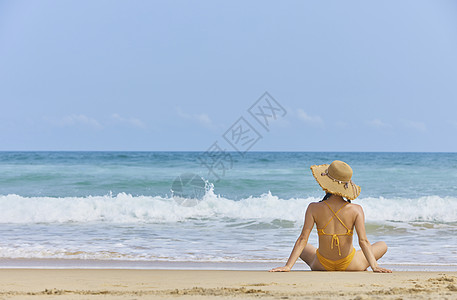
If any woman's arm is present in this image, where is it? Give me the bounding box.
[269,204,315,272]
[354,206,391,273]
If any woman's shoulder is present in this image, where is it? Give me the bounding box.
[306,201,322,213]
[308,201,323,208]
[309,201,362,208]
[307,201,364,215]
[346,202,364,214]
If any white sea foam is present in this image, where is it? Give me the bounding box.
[0,190,456,266]
[0,191,456,224]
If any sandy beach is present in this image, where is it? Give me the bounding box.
[0,269,455,299]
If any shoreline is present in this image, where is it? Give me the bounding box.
[0,258,456,272]
[0,269,456,299]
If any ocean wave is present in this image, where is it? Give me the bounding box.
[0,247,285,262]
[0,190,456,224]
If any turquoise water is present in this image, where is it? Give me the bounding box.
[2,151,456,199]
[0,151,456,268]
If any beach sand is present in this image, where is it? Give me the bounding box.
[0,269,456,299]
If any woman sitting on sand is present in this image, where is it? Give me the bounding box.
[270,160,391,273]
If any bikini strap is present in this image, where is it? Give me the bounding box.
[318,202,353,256]
[321,201,351,233]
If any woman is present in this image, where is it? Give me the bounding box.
[270,160,391,273]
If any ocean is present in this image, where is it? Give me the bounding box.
[0,151,456,270]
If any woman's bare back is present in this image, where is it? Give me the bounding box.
[311,199,359,260]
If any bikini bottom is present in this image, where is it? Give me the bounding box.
[316,247,356,271]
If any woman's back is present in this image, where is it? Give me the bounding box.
[312,199,359,260]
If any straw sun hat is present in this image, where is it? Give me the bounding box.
[310,160,361,200]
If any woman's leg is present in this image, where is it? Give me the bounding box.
[346,241,388,271]
[299,244,326,271]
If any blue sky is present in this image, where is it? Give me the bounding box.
[1,0,456,151]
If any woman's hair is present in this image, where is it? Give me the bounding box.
[320,192,351,203]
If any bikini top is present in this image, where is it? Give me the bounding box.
[316,201,353,256]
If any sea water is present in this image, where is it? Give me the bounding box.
[0,152,456,269]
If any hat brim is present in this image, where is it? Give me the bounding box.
[310,164,361,200]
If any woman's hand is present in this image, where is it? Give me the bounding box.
[269,266,291,272]
[372,266,392,273]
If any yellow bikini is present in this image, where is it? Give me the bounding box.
[316,202,355,271]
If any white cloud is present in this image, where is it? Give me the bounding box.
[297,109,324,127]
[59,114,102,129]
[195,113,212,126]
[403,120,427,132]
[111,113,146,128]
[176,107,215,129]
[46,114,146,130]
[368,119,392,129]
